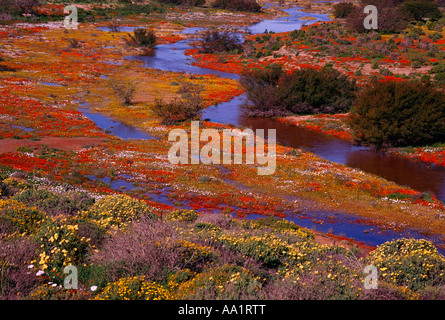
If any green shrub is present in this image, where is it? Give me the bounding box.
[241,66,357,116]
[16,146,33,153]
[13,188,95,216]
[125,28,157,48]
[349,79,445,148]
[212,0,261,12]
[402,1,442,21]
[196,29,243,54]
[278,67,358,114]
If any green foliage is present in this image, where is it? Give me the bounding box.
[125,28,157,48]
[212,0,261,12]
[402,1,443,21]
[196,29,243,54]
[349,79,445,148]
[429,64,445,74]
[16,146,33,153]
[13,188,95,216]
[279,67,357,114]
[241,66,358,116]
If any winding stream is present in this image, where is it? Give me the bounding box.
[92,4,445,250]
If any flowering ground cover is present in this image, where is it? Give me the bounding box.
[0,0,444,300]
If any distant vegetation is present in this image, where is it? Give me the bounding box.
[349,79,445,148]
[336,0,444,33]
[211,0,262,12]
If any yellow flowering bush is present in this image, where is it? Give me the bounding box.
[32,218,90,272]
[166,209,199,222]
[176,265,262,299]
[367,238,445,291]
[94,276,174,300]
[2,177,29,192]
[215,229,335,269]
[0,199,47,236]
[78,194,157,230]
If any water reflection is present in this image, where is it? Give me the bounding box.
[203,96,445,202]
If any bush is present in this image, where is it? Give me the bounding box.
[212,0,261,12]
[32,218,91,272]
[349,79,445,148]
[176,265,262,299]
[0,237,38,299]
[0,199,46,236]
[240,66,358,116]
[108,79,136,105]
[94,276,173,300]
[13,188,95,216]
[78,194,157,230]
[333,2,355,18]
[402,1,442,21]
[90,220,183,282]
[125,28,157,48]
[195,29,243,54]
[367,238,445,291]
[14,0,41,15]
[152,92,203,124]
[166,209,199,222]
